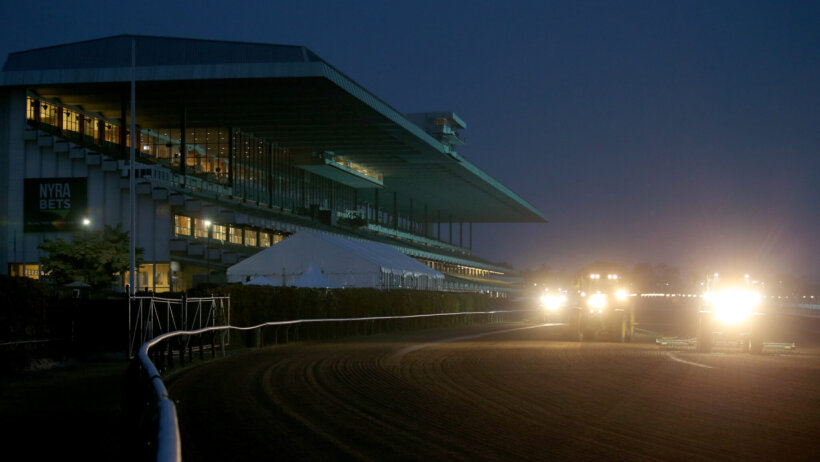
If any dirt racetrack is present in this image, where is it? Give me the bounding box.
[169,318,820,461]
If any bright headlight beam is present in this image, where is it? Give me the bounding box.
[708,289,761,324]
[542,294,565,311]
[588,293,606,309]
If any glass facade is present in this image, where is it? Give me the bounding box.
[173,214,290,251]
[20,93,487,292]
[28,97,123,153]
[139,127,231,185]
[25,95,367,227]
[123,263,171,292]
[11,262,173,292]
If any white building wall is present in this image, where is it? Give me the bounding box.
[0,88,171,275]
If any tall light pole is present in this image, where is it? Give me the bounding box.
[129,38,136,296]
[204,220,212,283]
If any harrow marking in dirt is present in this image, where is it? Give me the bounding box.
[389,323,564,361]
[666,352,716,369]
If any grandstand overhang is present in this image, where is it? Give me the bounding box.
[295,151,384,188]
[1,35,546,224]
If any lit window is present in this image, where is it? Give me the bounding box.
[212,224,226,242]
[10,263,41,280]
[229,227,242,245]
[174,215,191,236]
[259,232,271,247]
[193,218,209,238]
[244,230,257,247]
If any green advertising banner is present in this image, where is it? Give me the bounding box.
[24,177,88,232]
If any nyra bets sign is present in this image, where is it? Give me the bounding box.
[24,178,88,232]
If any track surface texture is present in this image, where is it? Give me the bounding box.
[169,321,820,461]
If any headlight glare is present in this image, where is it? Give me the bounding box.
[712,289,761,324]
[588,293,607,309]
[542,294,566,311]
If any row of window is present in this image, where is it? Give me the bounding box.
[173,215,287,248]
[25,94,470,252]
[28,97,123,147]
[140,127,231,185]
[9,262,172,293]
[422,259,501,278]
[380,271,443,291]
[27,95,362,215]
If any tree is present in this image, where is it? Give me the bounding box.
[631,262,655,293]
[38,224,143,290]
[657,264,682,291]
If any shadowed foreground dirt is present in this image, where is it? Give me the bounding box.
[169,320,820,461]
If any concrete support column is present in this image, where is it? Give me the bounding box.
[374,189,380,226]
[228,127,234,187]
[353,190,358,215]
[393,191,398,230]
[424,204,428,237]
[268,146,274,207]
[409,198,413,234]
[180,107,187,178]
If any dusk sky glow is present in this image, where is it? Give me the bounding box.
[2,1,817,280]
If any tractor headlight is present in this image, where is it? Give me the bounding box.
[707,289,761,324]
[588,293,607,309]
[542,294,566,311]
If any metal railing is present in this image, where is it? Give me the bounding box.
[132,309,524,462]
[129,296,230,358]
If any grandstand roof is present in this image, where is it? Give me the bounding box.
[1,35,546,223]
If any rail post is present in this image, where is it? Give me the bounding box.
[187,336,193,363]
[178,337,185,367]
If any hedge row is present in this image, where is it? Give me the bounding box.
[210,285,493,327]
[0,275,63,343]
[2,277,493,343]
[2,275,494,372]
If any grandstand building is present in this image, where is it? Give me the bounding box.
[0,35,546,294]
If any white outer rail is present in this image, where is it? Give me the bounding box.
[138,309,529,462]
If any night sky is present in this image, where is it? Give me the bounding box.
[2,1,817,280]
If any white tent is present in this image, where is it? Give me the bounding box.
[293,263,341,288]
[227,231,444,290]
[243,275,278,286]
